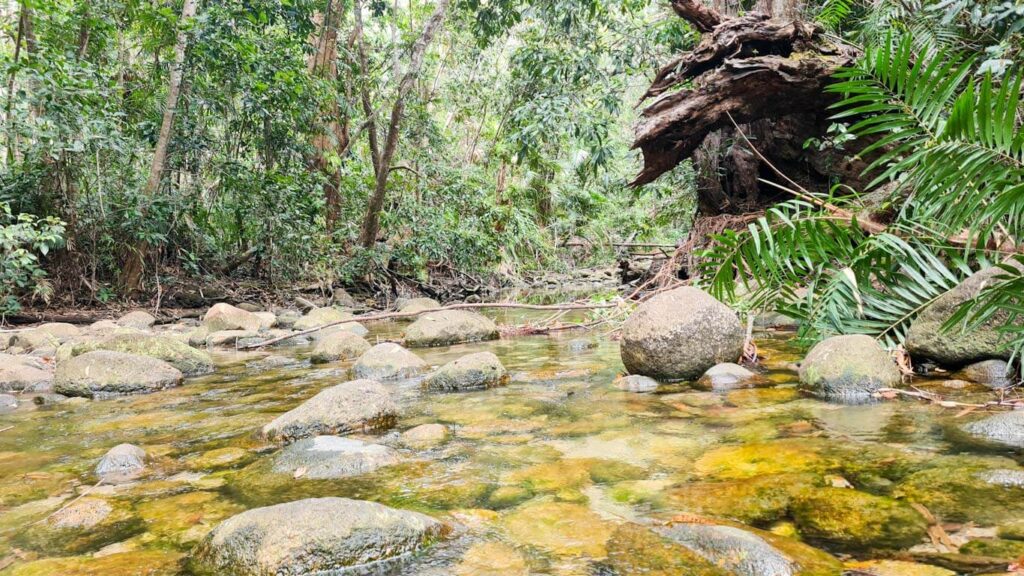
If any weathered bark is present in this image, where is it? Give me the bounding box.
[357,0,450,249]
[121,0,197,292]
[308,0,348,231]
[632,2,858,214]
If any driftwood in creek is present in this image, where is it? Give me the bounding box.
[632,0,861,214]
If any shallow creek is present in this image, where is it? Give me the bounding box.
[2,309,1023,575]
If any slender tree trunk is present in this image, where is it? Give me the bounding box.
[308,0,348,232]
[356,0,450,248]
[121,0,197,292]
[5,4,32,166]
[354,0,381,178]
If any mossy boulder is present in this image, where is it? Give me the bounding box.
[896,457,1024,524]
[798,335,900,403]
[791,488,928,551]
[958,538,1024,559]
[58,333,213,376]
[694,440,829,480]
[352,343,427,380]
[605,523,731,576]
[309,330,371,364]
[955,359,1014,389]
[397,297,441,315]
[261,379,398,442]
[668,474,816,524]
[905,265,1020,366]
[16,496,143,555]
[403,310,499,347]
[55,351,183,398]
[423,352,507,392]
[620,286,744,381]
[961,410,1024,448]
[190,497,447,576]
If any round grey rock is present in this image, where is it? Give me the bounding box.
[613,374,660,393]
[190,497,446,576]
[620,287,744,381]
[352,343,427,380]
[963,410,1024,448]
[117,311,156,330]
[55,351,183,398]
[659,523,797,576]
[695,362,759,391]
[96,443,146,483]
[957,359,1015,389]
[310,331,371,364]
[403,310,499,347]
[798,335,900,403]
[262,379,398,443]
[204,303,263,333]
[422,352,507,392]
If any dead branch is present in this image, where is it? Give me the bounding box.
[873,387,1023,412]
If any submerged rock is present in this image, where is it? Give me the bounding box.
[791,488,928,551]
[605,524,729,576]
[906,265,1020,366]
[17,496,141,555]
[620,286,744,381]
[956,359,1014,389]
[422,352,507,392]
[844,560,954,576]
[897,456,1024,524]
[401,423,449,449]
[55,351,183,398]
[403,310,499,347]
[962,410,1024,448]
[117,310,156,330]
[695,362,759,391]
[190,497,447,576]
[613,374,660,393]
[96,443,147,483]
[272,435,400,479]
[293,307,353,331]
[503,501,613,557]
[455,541,529,576]
[309,330,371,364]
[352,343,427,380]
[261,379,398,442]
[798,335,900,403]
[206,330,260,348]
[57,333,214,376]
[203,303,263,333]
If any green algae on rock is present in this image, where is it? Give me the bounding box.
[668,474,817,525]
[503,500,615,558]
[605,523,731,576]
[791,488,928,551]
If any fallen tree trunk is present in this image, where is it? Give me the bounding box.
[632,2,860,209]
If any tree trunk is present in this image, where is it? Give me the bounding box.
[356,0,450,249]
[121,0,198,292]
[354,0,381,178]
[635,1,859,217]
[308,0,348,232]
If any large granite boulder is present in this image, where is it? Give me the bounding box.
[0,355,53,392]
[620,287,745,381]
[203,303,263,333]
[352,343,427,380]
[397,297,441,315]
[272,436,400,479]
[403,310,499,347]
[798,335,900,403]
[422,352,507,392]
[261,379,398,442]
[956,359,1015,389]
[293,307,353,331]
[190,498,446,576]
[55,351,183,398]
[310,330,371,364]
[57,333,213,376]
[906,265,1020,366]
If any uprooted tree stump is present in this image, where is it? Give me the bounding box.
[632,0,862,215]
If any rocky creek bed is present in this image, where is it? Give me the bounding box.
[0,295,1023,575]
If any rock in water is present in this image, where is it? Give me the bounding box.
[96,443,146,483]
[695,362,759,391]
[261,379,398,442]
[619,287,744,381]
[310,330,371,364]
[956,359,1015,389]
[293,307,353,331]
[422,352,507,392]
[58,333,214,376]
[203,303,263,333]
[613,374,660,393]
[55,351,183,398]
[658,523,797,576]
[791,488,928,551]
[962,410,1024,448]
[0,363,53,392]
[401,424,449,449]
[117,311,156,330]
[798,335,900,403]
[403,310,499,347]
[352,343,427,380]
[272,436,400,479]
[905,265,1020,366]
[190,497,446,576]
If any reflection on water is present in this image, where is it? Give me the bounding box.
[0,309,1022,575]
